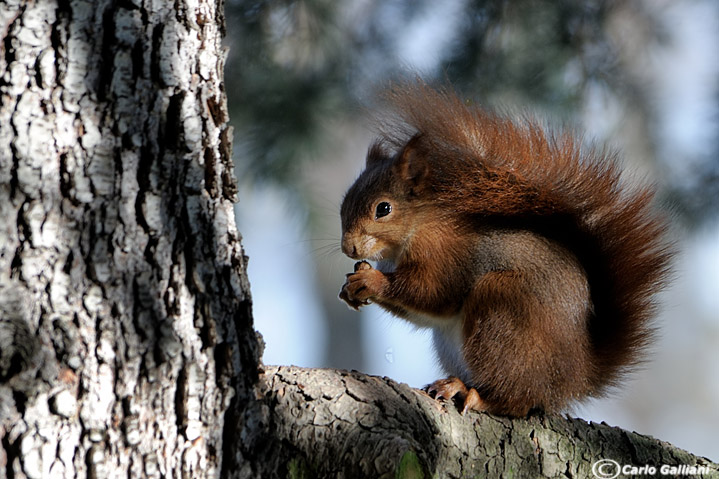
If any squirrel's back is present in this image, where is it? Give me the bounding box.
[375,81,673,395]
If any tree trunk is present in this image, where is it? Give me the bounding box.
[1,2,717,479]
[0,0,258,477]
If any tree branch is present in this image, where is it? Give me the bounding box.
[242,366,719,478]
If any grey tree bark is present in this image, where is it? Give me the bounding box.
[0,0,258,477]
[247,366,719,478]
[0,1,717,479]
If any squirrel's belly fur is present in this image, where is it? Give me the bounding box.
[431,317,471,385]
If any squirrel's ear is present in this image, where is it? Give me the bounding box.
[395,135,428,193]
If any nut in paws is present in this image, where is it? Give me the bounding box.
[339,261,387,310]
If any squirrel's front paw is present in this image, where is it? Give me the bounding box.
[339,261,387,310]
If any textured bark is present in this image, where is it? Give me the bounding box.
[245,366,719,479]
[0,1,258,478]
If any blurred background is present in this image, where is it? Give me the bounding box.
[225,0,718,460]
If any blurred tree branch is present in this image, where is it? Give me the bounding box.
[226,0,718,225]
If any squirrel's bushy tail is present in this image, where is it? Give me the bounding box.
[378,81,674,393]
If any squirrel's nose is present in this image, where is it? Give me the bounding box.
[341,236,358,259]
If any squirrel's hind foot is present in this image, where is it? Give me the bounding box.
[425,376,488,415]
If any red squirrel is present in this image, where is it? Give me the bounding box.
[338,81,672,416]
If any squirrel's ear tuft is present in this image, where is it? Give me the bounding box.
[366,141,389,166]
[395,135,428,194]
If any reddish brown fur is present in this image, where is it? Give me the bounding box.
[339,81,673,416]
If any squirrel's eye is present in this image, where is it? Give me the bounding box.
[375,201,392,219]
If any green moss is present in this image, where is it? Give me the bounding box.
[287,456,312,479]
[396,450,424,479]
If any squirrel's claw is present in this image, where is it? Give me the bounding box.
[426,376,488,415]
[339,280,370,310]
[338,287,368,310]
[339,261,386,310]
